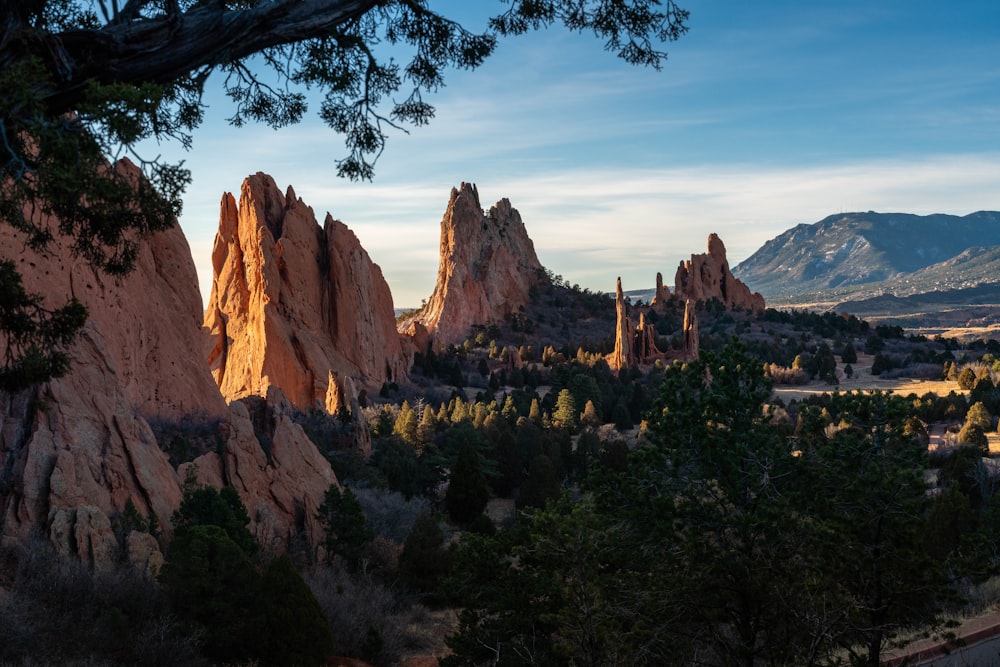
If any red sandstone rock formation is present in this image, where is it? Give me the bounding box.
[1,163,339,563]
[635,312,661,362]
[324,373,371,457]
[1,161,221,559]
[178,387,339,553]
[681,299,700,362]
[399,183,543,348]
[612,280,665,371]
[611,277,635,371]
[674,233,765,312]
[205,173,407,411]
[651,271,670,305]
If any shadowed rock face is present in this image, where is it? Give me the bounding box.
[675,233,765,312]
[1,161,221,552]
[204,173,408,411]
[1,162,338,563]
[399,182,544,348]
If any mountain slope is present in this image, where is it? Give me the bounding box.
[733,211,1000,299]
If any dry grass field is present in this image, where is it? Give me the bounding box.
[771,352,964,403]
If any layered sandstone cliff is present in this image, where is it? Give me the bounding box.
[399,183,544,348]
[204,173,407,411]
[1,162,339,564]
[675,234,765,312]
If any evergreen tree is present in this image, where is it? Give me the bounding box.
[529,398,543,423]
[611,398,633,431]
[516,454,560,511]
[160,525,260,664]
[393,400,418,444]
[172,485,257,555]
[552,389,578,432]
[249,555,334,667]
[842,340,858,364]
[800,391,948,666]
[501,394,518,421]
[417,404,437,444]
[399,513,451,594]
[580,399,601,427]
[317,485,373,570]
[451,398,470,424]
[958,366,978,390]
[958,421,989,454]
[446,442,491,523]
[966,400,992,431]
[871,351,890,376]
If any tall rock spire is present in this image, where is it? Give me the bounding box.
[204,173,408,411]
[611,277,635,371]
[652,271,670,305]
[682,299,700,362]
[399,183,544,348]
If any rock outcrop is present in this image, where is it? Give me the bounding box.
[681,299,700,362]
[1,160,223,554]
[178,388,339,553]
[651,271,670,305]
[675,234,765,312]
[1,162,339,563]
[635,312,661,362]
[205,173,407,411]
[399,183,544,348]
[611,279,667,372]
[611,277,635,371]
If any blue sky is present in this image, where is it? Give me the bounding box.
[152,0,1000,308]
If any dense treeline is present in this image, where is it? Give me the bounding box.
[439,343,1000,667]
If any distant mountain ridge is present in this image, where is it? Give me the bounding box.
[733,210,1000,301]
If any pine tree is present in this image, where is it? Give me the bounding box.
[249,555,334,667]
[580,399,601,427]
[445,443,491,523]
[517,454,560,510]
[451,398,470,424]
[394,400,418,444]
[967,401,993,431]
[529,398,543,423]
[841,340,858,364]
[399,513,451,593]
[552,389,578,432]
[417,404,437,444]
[317,485,373,570]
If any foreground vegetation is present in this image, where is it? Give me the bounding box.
[7,298,1000,666]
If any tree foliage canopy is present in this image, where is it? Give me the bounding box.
[0,0,689,392]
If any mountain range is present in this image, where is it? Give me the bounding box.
[732,210,1000,324]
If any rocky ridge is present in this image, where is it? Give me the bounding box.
[1,163,339,565]
[205,173,408,411]
[399,183,544,348]
[674,233,765,312]
[733,210,1000,301]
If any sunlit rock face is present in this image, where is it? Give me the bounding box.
[675,233,765,312]
[398,182,544,348]
[204,173,408,411]
[611,277,635,371]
